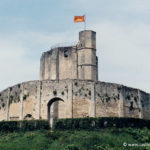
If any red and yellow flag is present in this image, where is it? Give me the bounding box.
[74,16,85,23]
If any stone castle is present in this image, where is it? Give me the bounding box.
[0,30,150,127]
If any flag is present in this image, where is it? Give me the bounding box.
[74,16,85,23]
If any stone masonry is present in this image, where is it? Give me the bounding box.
[0,30,150,127]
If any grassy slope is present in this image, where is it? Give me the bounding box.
[0,128,150,150]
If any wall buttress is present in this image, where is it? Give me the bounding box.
[138,90,143,118]
[6,88,10,120]
[119,86,124,117]
[19,84,24,120]
[37,81,42,119]
[90,83,96,117]
[67,81,73,118]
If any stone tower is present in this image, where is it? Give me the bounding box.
[40,30,98,81]
[77,30,98,80]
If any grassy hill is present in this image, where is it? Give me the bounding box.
[0,127,150,150]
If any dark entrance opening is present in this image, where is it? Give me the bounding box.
[47,97,64,128]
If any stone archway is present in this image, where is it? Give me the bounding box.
[47,97,64,128]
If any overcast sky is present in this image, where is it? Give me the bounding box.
[0,0,150,93]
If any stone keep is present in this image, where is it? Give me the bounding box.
[0,30,150,127]
[40,30,98,81]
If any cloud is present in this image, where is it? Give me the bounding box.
[121,0,150,13]
[0,35,37,91]
[0,30,77,92]
[90,21,150,93]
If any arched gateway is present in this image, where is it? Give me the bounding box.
[47,97,64,128]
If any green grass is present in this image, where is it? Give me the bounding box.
[0,128,150,150]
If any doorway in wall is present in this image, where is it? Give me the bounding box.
[47,97,64,128]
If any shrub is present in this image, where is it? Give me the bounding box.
[0,120,49,133]
[2,103,5,108]
[9,95,13,104]
[54,117,150,130]
[125,95,130,100]
[64,144,79,150]
[23,95,27,100]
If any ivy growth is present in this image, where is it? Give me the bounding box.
[106,97,111,102]
[2,103,5,108]
[9,95,13,104]
[23,94,29,101]
[23,95,27,100]
[125,95,131,100]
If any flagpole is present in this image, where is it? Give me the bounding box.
[83,15,86,48]
[84,14,86,31]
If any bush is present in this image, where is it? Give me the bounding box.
[54,117,150,130]
[0,120,49,133]
[64,144,79,150]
